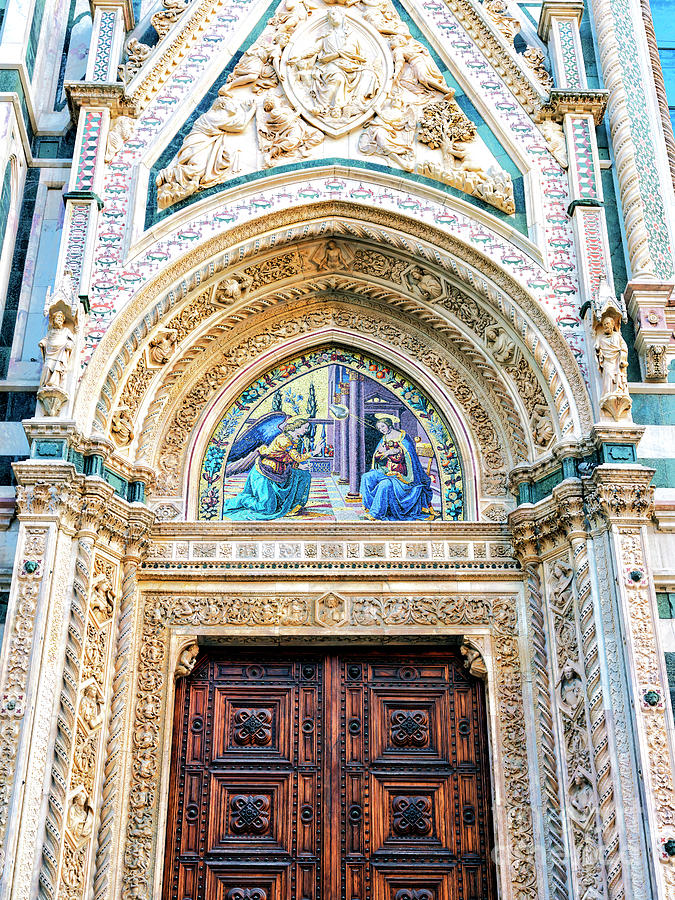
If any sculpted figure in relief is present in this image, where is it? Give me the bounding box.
[156,90,255,208]
[288,10,381,120]
[594,313,632,421]
[80,685,104,731]
[389,34,449,97]
[407,266,442,300]
[257,95,323,166]
[148,329,178,366]
[67,787,94,844]
[90,573,115,617]
[358,98,416,170]
[539,119,568,168]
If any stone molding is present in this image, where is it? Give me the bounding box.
[75,204,592,441]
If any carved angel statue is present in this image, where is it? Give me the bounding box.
[358,98,416,171]
[156,90,255,208]
[257,95,323,167]
[594,313,632,420]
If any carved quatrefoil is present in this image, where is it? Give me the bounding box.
[232,707,273,746]
[229,794,271,835]
[391,795,433,836]
[389,710,429,747]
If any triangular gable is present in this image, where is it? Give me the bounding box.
[122,0,549,120]
[141,0,528,230]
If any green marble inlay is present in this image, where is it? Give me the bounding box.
[609,0,673,277]
[636,457,675,487]
[630,392,675,426]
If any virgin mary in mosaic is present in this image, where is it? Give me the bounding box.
[198,348,463,522]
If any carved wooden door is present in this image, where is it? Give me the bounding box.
[163,650,496,900]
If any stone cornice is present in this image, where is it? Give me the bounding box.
[536,89,609,125]
[65,82,138,120]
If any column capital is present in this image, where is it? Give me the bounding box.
[623,280,675,381]
[585,464,655,527]
[65,83,137,119]
[537,89,609,125]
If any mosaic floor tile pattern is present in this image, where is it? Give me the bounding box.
[220,472,365,521]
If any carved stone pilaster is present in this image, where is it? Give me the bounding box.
[585,467,675,896]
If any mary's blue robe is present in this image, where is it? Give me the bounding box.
[360,431,434,521]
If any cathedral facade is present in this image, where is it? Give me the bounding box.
[1,0,675,896]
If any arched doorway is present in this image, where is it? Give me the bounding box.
[163,647,497,900]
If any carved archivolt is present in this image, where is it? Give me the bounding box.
[144,299,525,502]
[119,589,536,900]
[77,205,591,442]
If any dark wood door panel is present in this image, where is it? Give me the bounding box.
[163,649,495,900]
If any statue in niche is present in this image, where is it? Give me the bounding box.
[594,312,632,421]
[156,89,255,208]
[569,770,594,816]
[67,787,94,844]
[558,660,583,708]
[257,95,323,166]
[288,10,382,120]
[358,98,417,171]
[148,329,177,366]
[389,34,450,97]
[38,273,81,417]
[39,309,75,392]
[407,266,442,300]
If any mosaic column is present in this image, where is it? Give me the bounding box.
[60,0,133,306]
[538,0,586,91]
[587,0,675,378]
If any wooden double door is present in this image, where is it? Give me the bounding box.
[163,649,496,900]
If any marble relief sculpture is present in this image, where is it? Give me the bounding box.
[156,90,255,207]
[155,0,516,214]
